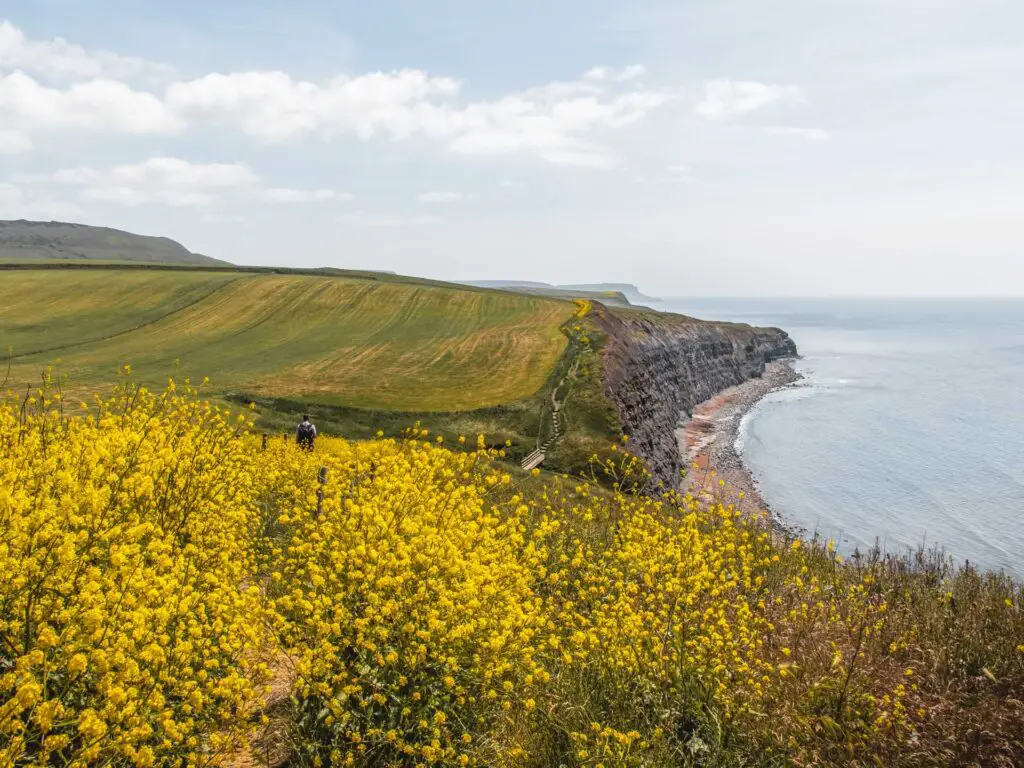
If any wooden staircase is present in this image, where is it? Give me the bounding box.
[520,357,572,471]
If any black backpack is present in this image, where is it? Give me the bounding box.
[297,422,315,443]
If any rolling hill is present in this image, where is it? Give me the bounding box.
[0,220,229,266]
[0,267,573,412]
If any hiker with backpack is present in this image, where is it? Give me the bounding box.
[296,414,317,451]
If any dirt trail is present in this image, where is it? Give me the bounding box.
[521,354,579,471]
[218,651,296,768]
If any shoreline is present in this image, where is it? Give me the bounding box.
[676,359,802,529]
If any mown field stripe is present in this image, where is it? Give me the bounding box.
[4,270,576,411]
[5,275,249,361]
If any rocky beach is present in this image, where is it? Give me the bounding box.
[678,360,801,519]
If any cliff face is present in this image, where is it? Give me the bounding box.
[594,307,797,488]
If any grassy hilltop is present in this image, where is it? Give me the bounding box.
[0,267,573,411]
[0,264,595,465]
[0,219,229,266]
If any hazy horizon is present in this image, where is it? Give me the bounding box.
[2,1,1023,297]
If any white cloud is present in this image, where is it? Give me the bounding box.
[0,23,178,150]
[499,180,525,189]
[0,22,672,169]
[263,188,353,203]
[0,127,31,153]
[0,71,180,135]
[445,87,672,168]
[583,65,647,82]
[165,66,671,167]
[48,157,259,207]
[695,79,803,121]
[416,191,462,204]
[765,125,831,141]
[29,157,355,209]
[0,20,172,81]
[165,69,462,143]
[104,157,257,187]
[517,81,604,100]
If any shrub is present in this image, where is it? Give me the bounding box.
[0,375,267,767]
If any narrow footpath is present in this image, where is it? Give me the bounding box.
[521,355,579,471]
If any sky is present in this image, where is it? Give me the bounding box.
[1,0,1022,297]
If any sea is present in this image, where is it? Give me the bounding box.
[660,298,1024,581]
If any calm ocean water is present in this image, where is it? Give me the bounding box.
[661,298,1024,580]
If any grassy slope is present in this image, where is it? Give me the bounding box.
[0,257,218,267]
[545,333,624,476]
[1,268,573,413]
[0,269,242,356]
[0,219,229,265]
[483,286,635,308]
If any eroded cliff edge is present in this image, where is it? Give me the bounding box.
[593,306,798,489]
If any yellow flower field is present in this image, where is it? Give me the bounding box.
[2,376,1022,767]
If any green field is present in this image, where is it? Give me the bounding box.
[0,268,574,412]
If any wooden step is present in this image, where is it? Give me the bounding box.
[522,451,546,471]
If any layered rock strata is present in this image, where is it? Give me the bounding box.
[594,307,797,488]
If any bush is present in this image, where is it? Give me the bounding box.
[265,438,547,766]
[0,374,267,767]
